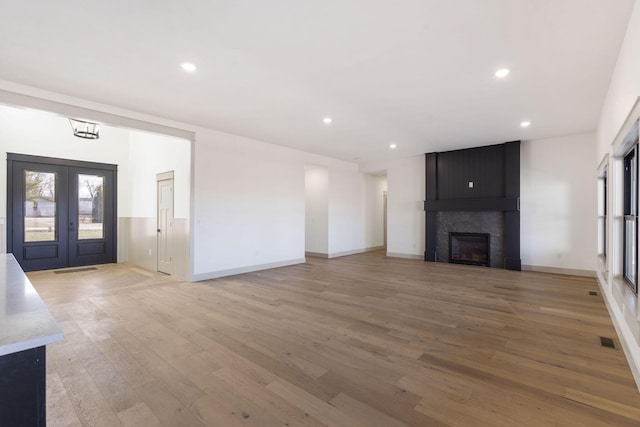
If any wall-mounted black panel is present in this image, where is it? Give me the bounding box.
[424,141,521,271]
[426,153,438,202]
[436,144,505,200]
[504,211,521,270]
[425,153,439,261]
[504,141,521,199]
[425,211,437,261]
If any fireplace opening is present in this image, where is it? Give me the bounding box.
[449,232,490,267]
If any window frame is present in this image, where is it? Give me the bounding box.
[623,145,638,293]
[597,168,607,261]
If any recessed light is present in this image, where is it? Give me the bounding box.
[389,143,397,149]
[520,121,531,128]
[181,62,196,72]
[323,117,332,124]
[495,68,510,78]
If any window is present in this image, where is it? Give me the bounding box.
[623,146,638,292]
[597,169,607,260]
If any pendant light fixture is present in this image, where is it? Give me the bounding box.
[69,118,100,139]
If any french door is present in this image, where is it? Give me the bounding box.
[7,154,117,271]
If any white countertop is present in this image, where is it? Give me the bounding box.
[0,254,63,356]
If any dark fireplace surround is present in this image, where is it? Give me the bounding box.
[424,141,521,271]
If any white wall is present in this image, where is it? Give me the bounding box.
[191,129,387,278]
[520,133,597,272]
[385,155,425,258]
[125,130,191,277]
[191,128,389,277]
[305,166,328,254]
[0,105,131,217]
[127,131,190,218]
[595,0,640,391]
[305,167,386,257]
[328,168,366,254]
[191,129,306,279]
[0,105,130,254]
[597,2,640,163]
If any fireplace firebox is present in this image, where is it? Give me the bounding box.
[449,232,490,267]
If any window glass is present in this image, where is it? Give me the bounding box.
[24,170,56,242]
[78,174,104,239]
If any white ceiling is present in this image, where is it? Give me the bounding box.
[0,0,635,163]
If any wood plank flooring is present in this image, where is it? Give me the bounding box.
[28,252,640,426]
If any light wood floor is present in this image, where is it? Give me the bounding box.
[28,252,640,426]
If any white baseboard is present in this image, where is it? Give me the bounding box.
[305,246,385,259]
[521,264,596,278]
[386,252,423,260]
[305,251,329,258]
[190,258,306,282]
[328,246,385,258]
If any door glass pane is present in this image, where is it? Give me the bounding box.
[24,170,56,242]
[78,174,104,240]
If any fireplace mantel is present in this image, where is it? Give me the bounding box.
[424,197,518,212]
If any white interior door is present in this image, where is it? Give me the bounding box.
[383,191,388,248]
[157,178,174,274]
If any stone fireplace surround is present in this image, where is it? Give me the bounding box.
[437,211,504,268]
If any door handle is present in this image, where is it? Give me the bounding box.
[157,229,161,233]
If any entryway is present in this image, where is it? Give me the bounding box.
[7,153,117,271]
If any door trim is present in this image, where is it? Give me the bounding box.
[7,153,118,171]
[156,170,174,181]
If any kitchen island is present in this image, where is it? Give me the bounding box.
[0,253,63,426]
